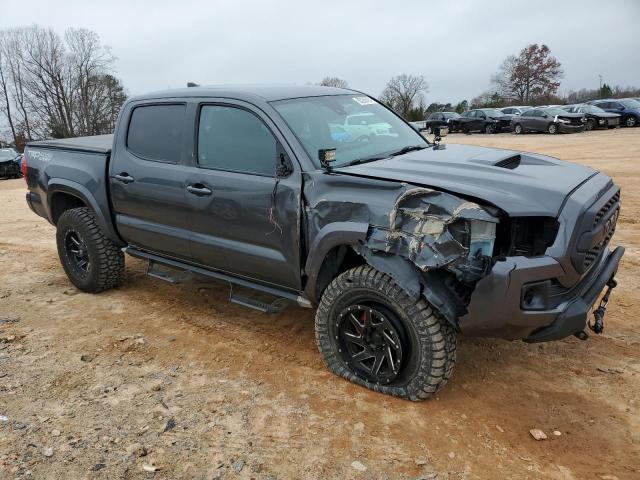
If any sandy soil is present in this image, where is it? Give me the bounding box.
[0,128,638,480]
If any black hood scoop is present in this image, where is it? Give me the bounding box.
[494,154,521,170]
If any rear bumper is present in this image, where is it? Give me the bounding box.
[458,246,624,341]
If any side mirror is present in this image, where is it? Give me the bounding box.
[276,152,293,177]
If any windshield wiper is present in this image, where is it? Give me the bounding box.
[345,156,387,166]
[388,145,428,157]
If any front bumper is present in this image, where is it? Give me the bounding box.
[458,246,624,341]
[0,161,19,177]
[558,123,585,133]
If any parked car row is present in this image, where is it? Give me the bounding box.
[0,147,22,179]
[421,97,640,135]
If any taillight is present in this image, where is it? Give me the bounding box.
[21,153,27,181]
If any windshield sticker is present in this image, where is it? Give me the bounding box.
[353,96,375,106]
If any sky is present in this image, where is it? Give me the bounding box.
[0,0,639,104]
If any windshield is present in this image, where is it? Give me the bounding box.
[621,99,640,108]
[581,105,605,113]
[544,108,570,116]
[482,109,504,117]
[0,149,17,160]
[272,94,427,168]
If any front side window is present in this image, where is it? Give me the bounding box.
[272,94,426,169]
[198,105,277,176]
[127,104,186,162]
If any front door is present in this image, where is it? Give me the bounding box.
[184,102,302,290]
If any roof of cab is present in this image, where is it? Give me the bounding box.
[129,84,357,103]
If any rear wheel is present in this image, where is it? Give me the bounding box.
[315,266,456,400]
[548,123,558,134]
[624,115,637,127]
[56,207,125,293]
[514,123,523,134]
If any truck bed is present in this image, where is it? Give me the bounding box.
[28,134,114,154]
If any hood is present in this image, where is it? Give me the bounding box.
[336,144,597,216]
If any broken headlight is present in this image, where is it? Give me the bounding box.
[468,220,496,259]
[448,219,497,258]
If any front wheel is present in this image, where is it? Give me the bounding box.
[548,123,558,134]
[56,207,125,293]
[315,266,456,401]
[585,118,595,131]
[624,115,637,127]
[513,123,523,134]
[484,123,496,134]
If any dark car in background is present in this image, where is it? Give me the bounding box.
[454,109,511,133]
[512,107,586,134]
[588,98,640,127]
[0,148,21,179]
[423,111,460,133]
[562,104,620,130]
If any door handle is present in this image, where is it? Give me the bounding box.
[186,184,213,196]
[114,173,135,184]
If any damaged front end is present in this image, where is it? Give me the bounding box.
[355,187,499,324]
[303,174,501,327]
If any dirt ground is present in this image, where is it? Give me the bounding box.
[0,128,638,480]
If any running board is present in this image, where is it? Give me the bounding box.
[147,261,191,284]
[124,247,312,309]
[229,286,289,314]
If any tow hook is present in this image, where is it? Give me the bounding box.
[589,278,618,334]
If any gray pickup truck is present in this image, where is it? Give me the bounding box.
[24,85,623,400]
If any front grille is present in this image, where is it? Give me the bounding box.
[584,191,620,270]
[570,186,621,275]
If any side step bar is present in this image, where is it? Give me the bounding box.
[125,247,312,309]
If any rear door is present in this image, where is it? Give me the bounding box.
[110,102,193,259]
[184,100,302,289]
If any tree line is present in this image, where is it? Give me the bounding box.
[0,25,126,150]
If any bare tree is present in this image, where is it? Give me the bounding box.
[318,76,349,88]
[379,74,428,118]
[0,25,126,143]
[492,44,563,103]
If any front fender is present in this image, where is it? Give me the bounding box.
[303,221,369,302]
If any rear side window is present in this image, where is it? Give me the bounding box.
[197,105,277,176]
[127,104,186,163]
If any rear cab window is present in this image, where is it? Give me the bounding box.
[127,104,186,163]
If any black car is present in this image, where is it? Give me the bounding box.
[423,111,460,133]
[0,148,21,179]
[454,109,511,134]
[511,107,586,134]
[561,104,620,130]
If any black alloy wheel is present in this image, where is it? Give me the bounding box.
[335,304,405,384]
[65,230,90,277]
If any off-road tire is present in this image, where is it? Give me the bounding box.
[56,207,125,293]
[315,265,456,401]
